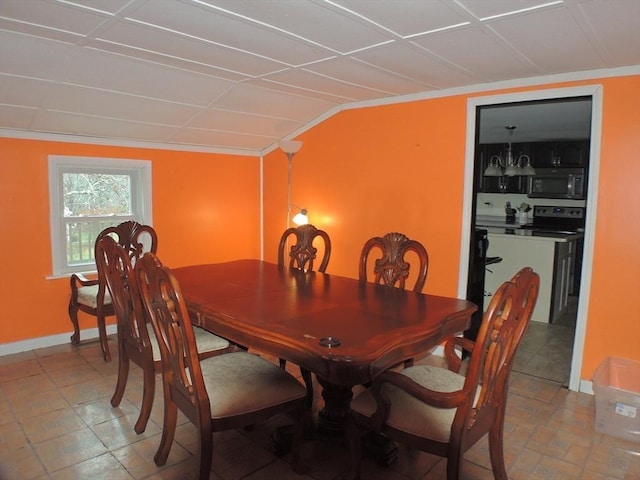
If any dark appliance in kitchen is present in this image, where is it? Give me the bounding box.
[465,228,501,344]
[521,205,586,294]
[520,205,585,233]
[528,168,586,199]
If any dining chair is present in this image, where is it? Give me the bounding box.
[68,220,158,362]
[347,267,539,480]
[277,223,332,407]
[96,236,236,434]
[359,231,429,367]
[135,252,309,479]
[358,231,429,293]
[277,223,331,273]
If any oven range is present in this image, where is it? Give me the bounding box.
[520,205,586,234]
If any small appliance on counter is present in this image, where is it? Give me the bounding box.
[505,201,517,224]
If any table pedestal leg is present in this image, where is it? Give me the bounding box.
[315,376,398,466]
[316,376,353,436]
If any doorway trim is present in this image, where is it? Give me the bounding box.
[458,84,603,392]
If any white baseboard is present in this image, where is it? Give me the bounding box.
[580,379,594,395]
[0,325,117,356]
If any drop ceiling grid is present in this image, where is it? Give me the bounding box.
[0,0,638,153]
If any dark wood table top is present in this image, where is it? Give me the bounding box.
[172,259,476,387]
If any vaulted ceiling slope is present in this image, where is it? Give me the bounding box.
[1,0,639,156]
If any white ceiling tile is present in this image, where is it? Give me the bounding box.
[487,7,607,72]
[330,0,470,37]
[45,46,235,106]
[213,84,337,121]
[0,31,78,81]
[97,20,284,77]
[168,127,271,150]
[30,110,177,141]
[189,109,304,137]
[354,43,481,89]
[45,84,202,125]
[305,58,434,95]
[249,77,365,104]
[576,0,640,65]
[410,25,540,80]
[199,0,392,54]
[261,69,387,101]
[0,105,38,129]
[0,75,55,107]
[84,38,248,82]
[0,17,84,43]
[0,0,111,35]
[455,0,557,20]
[128,0,334,66]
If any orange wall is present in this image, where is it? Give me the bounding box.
[0,139,259,342]
[263,75,640,380]
[1,74,638,382]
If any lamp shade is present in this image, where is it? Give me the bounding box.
[279,139,303,154]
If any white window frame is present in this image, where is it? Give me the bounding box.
[48,156,153,277]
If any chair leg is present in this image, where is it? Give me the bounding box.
[154,394,178,466]
[446,449,463,480]
[198,422,213,480]
[110,342,129,408]
[68,299,81,345]
[134,358,155,434]
[96,312,111,362]
[489,408,508,480]
[300,368,314,409]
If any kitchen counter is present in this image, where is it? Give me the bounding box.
[482,226,584,242]
[483,230,581,323]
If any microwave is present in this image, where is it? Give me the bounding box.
[528,168,585,199]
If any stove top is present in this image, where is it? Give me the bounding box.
[524,205,586,233]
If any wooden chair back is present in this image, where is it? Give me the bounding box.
[135,252,308,479]
[96,235,158,433]
[68,220,157,361]
[135,252,208,423]
[277,224,331,273]
[449,267,539,452]
[350,267,539,479]
[358,232,429,292]
[96,235,153,359]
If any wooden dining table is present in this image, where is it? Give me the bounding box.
[172,259,477,437]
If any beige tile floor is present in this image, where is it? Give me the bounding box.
[1,335,639,480]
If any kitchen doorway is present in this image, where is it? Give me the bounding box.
[459,85,603,392]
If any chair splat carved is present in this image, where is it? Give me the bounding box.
[359,232,429,293]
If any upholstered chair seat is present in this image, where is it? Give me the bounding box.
[200,352,309,419]
[351,365,479,443]
[76,284,111,309]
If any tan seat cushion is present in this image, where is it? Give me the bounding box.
[199,352,306,419]
[145,324,230,362]
[350,365,466,443]
[77,284,112,309]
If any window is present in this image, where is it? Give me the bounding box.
[49,156,152,276]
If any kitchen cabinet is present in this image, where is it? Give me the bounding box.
[531,140,589,168]
[484,232,575,323]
